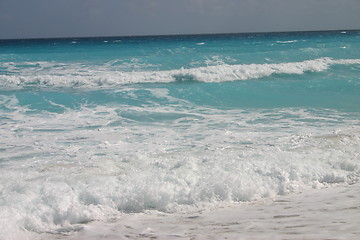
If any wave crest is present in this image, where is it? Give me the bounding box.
[1,58,360,88]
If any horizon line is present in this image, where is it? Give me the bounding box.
[1,28,359,41]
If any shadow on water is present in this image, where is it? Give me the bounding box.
[172,73,199,83]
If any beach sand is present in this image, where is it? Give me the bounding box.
[45,183,360,240]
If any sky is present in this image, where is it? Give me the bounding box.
[0,0,360,39]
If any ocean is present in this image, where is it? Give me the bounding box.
[1,30,360,239]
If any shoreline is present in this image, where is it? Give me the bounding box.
[46,183,360,240]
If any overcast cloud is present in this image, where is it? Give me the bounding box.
[0,0,359,39]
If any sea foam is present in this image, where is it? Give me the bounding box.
[1,96,360,239]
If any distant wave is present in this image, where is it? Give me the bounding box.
[276,40,298,44]
[1,58,360,89]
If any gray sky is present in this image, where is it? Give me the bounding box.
[1,0,360,39]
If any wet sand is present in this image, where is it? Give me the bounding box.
[47,183,360,240]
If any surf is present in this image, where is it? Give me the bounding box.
[1,30,360,239]
[1,57,360,89]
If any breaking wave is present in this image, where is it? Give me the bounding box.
[1,58,360,89]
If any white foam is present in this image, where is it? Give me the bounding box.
[1,58,360,89]
[1,94,360,239]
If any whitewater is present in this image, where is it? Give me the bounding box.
[1,30,360,240]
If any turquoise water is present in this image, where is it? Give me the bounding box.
[1,31,360,238]
[1,31,360,111]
